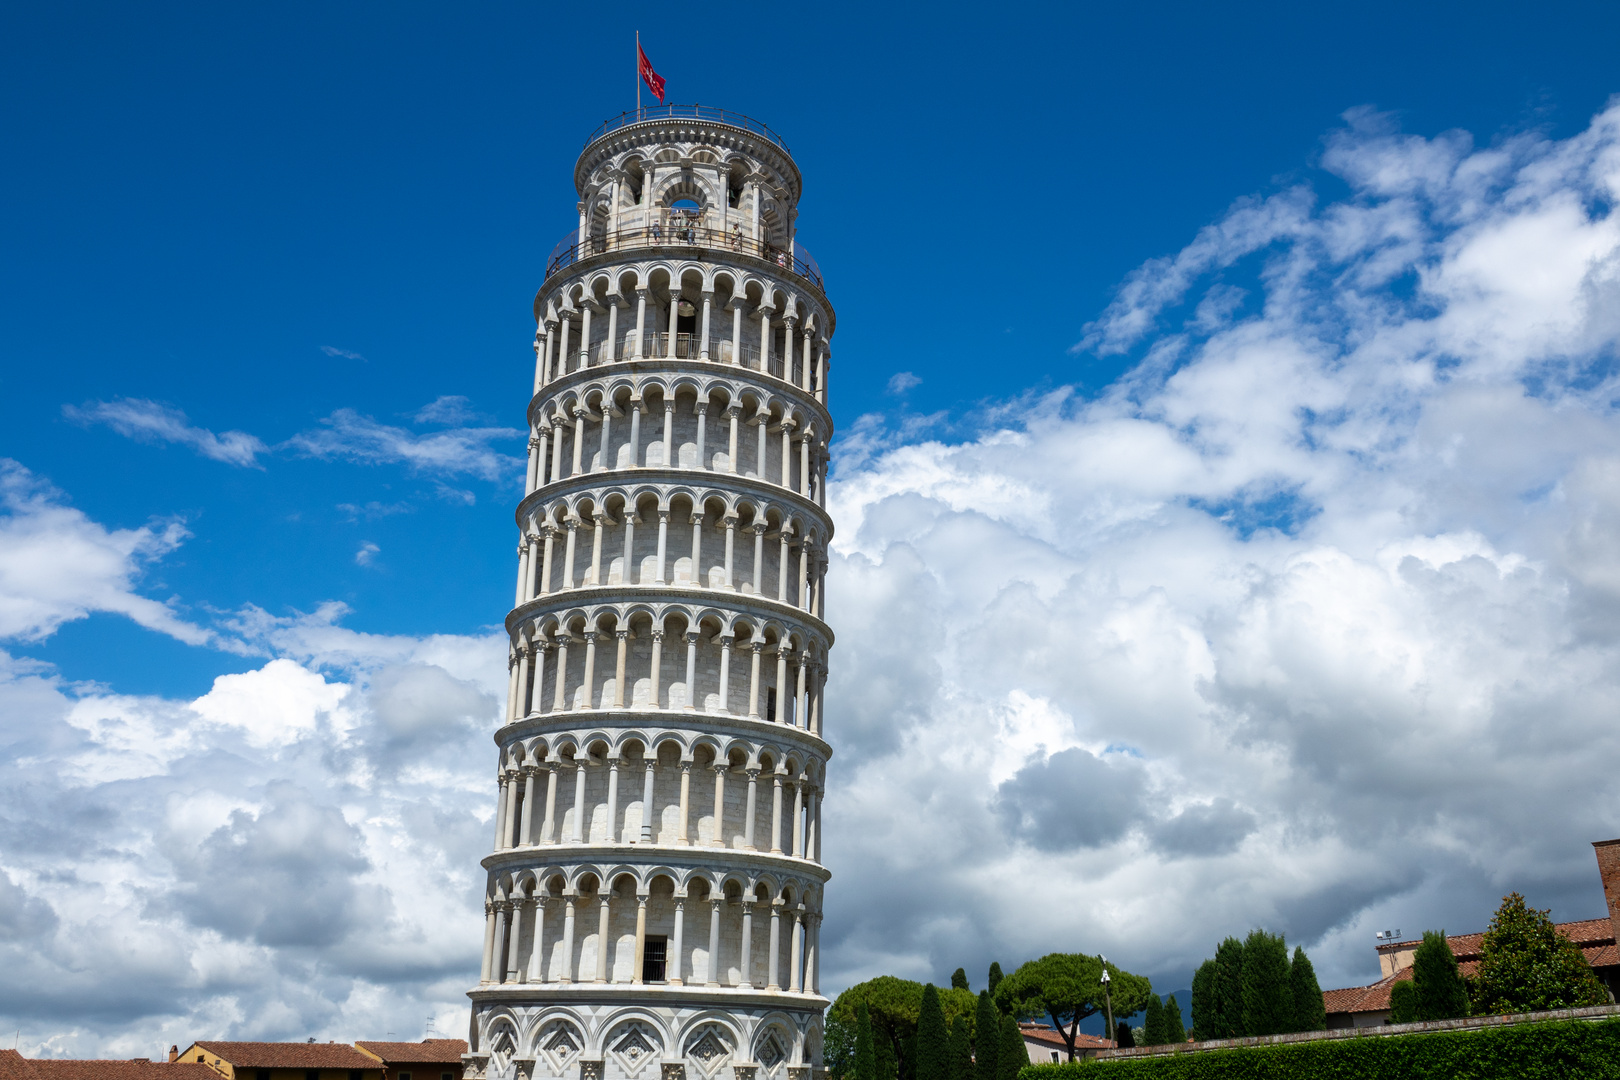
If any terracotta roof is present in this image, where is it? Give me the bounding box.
[1376,917,1616,961]
[355,1040,467,1065]
[1017,1024,1115,1050]
[0,1053,215,1080]
[190,1041,379,1069]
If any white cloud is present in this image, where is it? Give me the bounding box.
[0,459,214,646]
[414,395,485,425]
[354,541,380,566]
[817,100,1620,996]
[320,346,367,361]
[284,408,522,483]
[62,399,267,468]
[887,371,922,394]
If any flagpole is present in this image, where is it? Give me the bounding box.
[635,31,640,115]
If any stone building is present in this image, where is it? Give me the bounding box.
[464,105,836,1080]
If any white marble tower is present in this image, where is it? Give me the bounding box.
[465,106,835,1080]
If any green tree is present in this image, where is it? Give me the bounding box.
[826,1013,855,1080]
[988,963,1004,995]
[1388,979,1419,1024]
[994,954,1152,1061]
[1113,1022,1134,1049]
[996,1015,1023,1080]
[952,968,969,991]
[1142,993,1165,1046]
[1289,946,1326,1032]
[973,990,997,1080]
[830,976,979,1080]
[856,1002,877,1080]
[945,1015,972,1080]
[916,985,949,1080]
[1214,937,1245,1038]
[1190,960,1216,1041]
[1163,995,1187,1044]
[1411,931,1469,1021]
[1240,930,1293,1036]
[1471,893,1609,1014]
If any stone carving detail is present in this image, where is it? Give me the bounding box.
[540,1020,583,1071]
[732,1068,757,1080]
[490,1026,520,1074]
[610,1022,663,1076]
[756,1035,786,1070]
[663,1064,687,1080]
[788,1068,810,1080]
[580,1059,605,1080]
[685,1026,733,1077]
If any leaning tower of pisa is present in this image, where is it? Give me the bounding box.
[464,106,834,1080]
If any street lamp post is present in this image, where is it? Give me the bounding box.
[1099,958,1114,1048]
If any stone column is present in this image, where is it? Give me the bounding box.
[757,306,772,374]
[789,908,804,992]
[767,902,782,991]
[699,290,713,359]
[794,652,808,728]
[598,401,613,471]
[752,525,766,594]
[480,902,497,983]
[684,631,699,710]
[614,629,630,708]
[640,756,656,843]
[648,628,664,708]
[770,773,784,853]
[783,314,798,386]
[748,642,764,718]
[514,541,530,608]
[723,517,737,588]
[541,763,559,843]
[633,896,648,983]
[695,400,707,470]
[519,767,538,845]
[560,898,576,982]
[540,528,556,596]
[572,408,587,475]
[595,895,611,983]
[558,316,572,377]
[707,899,723,986]
[667,293,679,358]
[726,406,740,473]
[549,412,566,479]
[662,399,675,467]
[670,898,685,984]
[530,641,549,716]
[629,399,642,465]
[711,763,727,847]
[605,296,620,361]
[579,632,598,710]
[792,780,805,857]
[561,520,578,591]
[689,509,704,587]
[730,298,744,365]
[716,635,732,712]
[739,901,754,988]
[552,638,570,712]
[493,774,510,850]
[571,760,586,843]
[655,511,670,584]
[528,898,547,983]
[677,762,692,844]
[774,646,789,723]
[506,900,523,982]
[514,646,531,722]
[743,768,760,850]
[579,303,593,368]
[778,531,791,602]
[492,902,511,983]
[634,289,648,357]
[605,757,620,843]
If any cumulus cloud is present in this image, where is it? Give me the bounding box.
[818,100,1620,996]
[284,409,522,483]
[887,372,922,394]
[0,459,214,646]
[62,399,267,468]
[0,607,502,1055]
[354,541,380,566]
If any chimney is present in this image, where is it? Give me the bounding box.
[168,1046,179,1063]
[1594,840,1620,938]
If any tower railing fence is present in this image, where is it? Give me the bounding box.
[546,226,823,292]
[569,334,810,386]
[584,105,792,155]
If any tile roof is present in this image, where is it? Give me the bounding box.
[191,1041,379,1069]
[355,1040,467,1065]
[0,1052,216,1080]
[1017,1024,1115,1050]
[1329,915,1618,1016]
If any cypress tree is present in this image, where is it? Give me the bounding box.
[1240,930,1293,1037]
[972,990,997,1080]
[856,1002,876,1080]
[1388,979,1419,1024]
[1214,937,1245,1037]
[1142,993,1165,1046]
[987,963,1004,995]
[902,1031,917,1080]
[946,1016,972,1080]
[1289,946,1326,1032]
[1163,995,1186,1044]
[916,984,949,1080]
[1189,960,1216,1041]
[1113,1022,1134,1049]
[951,968,969,991]
[996,1015,1022,1080]
[1411,931,1469,1021]
[875,1024,898,1080]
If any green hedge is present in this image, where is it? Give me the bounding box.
[1017,1018,1620,1079]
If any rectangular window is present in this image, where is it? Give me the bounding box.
[401,1073,412,1080]
[1050,1053,1058,1063]
[643,935,668,982]
[257,1072,271,1080]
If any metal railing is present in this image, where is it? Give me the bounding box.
[569,334,812,384]
[545,225,824,291]
[585,105,791,155]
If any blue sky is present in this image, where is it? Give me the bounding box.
[8,0,1620,1055]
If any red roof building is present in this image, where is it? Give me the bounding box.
[1323,839,1620,1028]
[0,1049,217,1080]
[353,1040,466,1080]
[172,1041,385,1080]
[1016,1023,1116,1062]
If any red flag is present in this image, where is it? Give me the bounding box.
[638,43,666,103]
